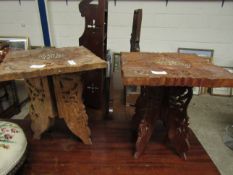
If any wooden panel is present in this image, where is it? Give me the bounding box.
[79,0,108,109]
[0,47,107,82]
[25,77,57,139]
[79,0,108,59]
[53,73,92,144]
[121,52,233,87]
[130,9,142,52]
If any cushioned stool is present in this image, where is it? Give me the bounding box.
[0,121,27,175]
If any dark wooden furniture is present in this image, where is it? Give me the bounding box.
[8,119,220,175]
[130,9,142,52]
[0,47,106,143]
[124,9,143,106]
[79,0,108,110]
[121,52,233,159]
[0,41,20,118]
[0,42,10,108]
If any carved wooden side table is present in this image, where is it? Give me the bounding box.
[0,47,107,144]
[121,52,233,159]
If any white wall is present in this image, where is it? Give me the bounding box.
[0,1,233,66]
[108,1,233,66]
[0,0,43,46]
[47,0,84,47]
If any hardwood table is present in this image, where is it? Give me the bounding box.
[121,52,233,159]
[0,47,106,144]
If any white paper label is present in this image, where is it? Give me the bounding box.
[151,70,167,75]
[68,60,76,65]
[30,64,46,69]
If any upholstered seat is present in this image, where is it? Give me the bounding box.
[0,121,27,175]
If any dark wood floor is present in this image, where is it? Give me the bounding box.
[13,118,220,175]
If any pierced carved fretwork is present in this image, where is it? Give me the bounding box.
[25,77,56,139]
[163,87,193,159]
[133,86,193,159]
[25,74,92,144]
[134,87,164,158]
[53,73,92,145]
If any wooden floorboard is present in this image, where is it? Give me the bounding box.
[12,119,220,175]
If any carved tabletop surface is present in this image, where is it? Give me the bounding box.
[121,52,233,87]
[0,47,107,81]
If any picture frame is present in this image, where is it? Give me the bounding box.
[211,67,233,97]
[177,48,214,95]
[178,48,214,59]
[0,36,30,51]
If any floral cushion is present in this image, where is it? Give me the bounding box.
[0,121,27,175]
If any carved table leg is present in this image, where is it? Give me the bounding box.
[134,87,165,158]
[132,90,146,130]
[134,86,193,159]
[25,77,56,139]
[53,73,92,145]
[162,87,193,159]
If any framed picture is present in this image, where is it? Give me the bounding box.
[178,48,214,95]
[178,48,214,59]
[0,36,29,51]
[211,67,233,96]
